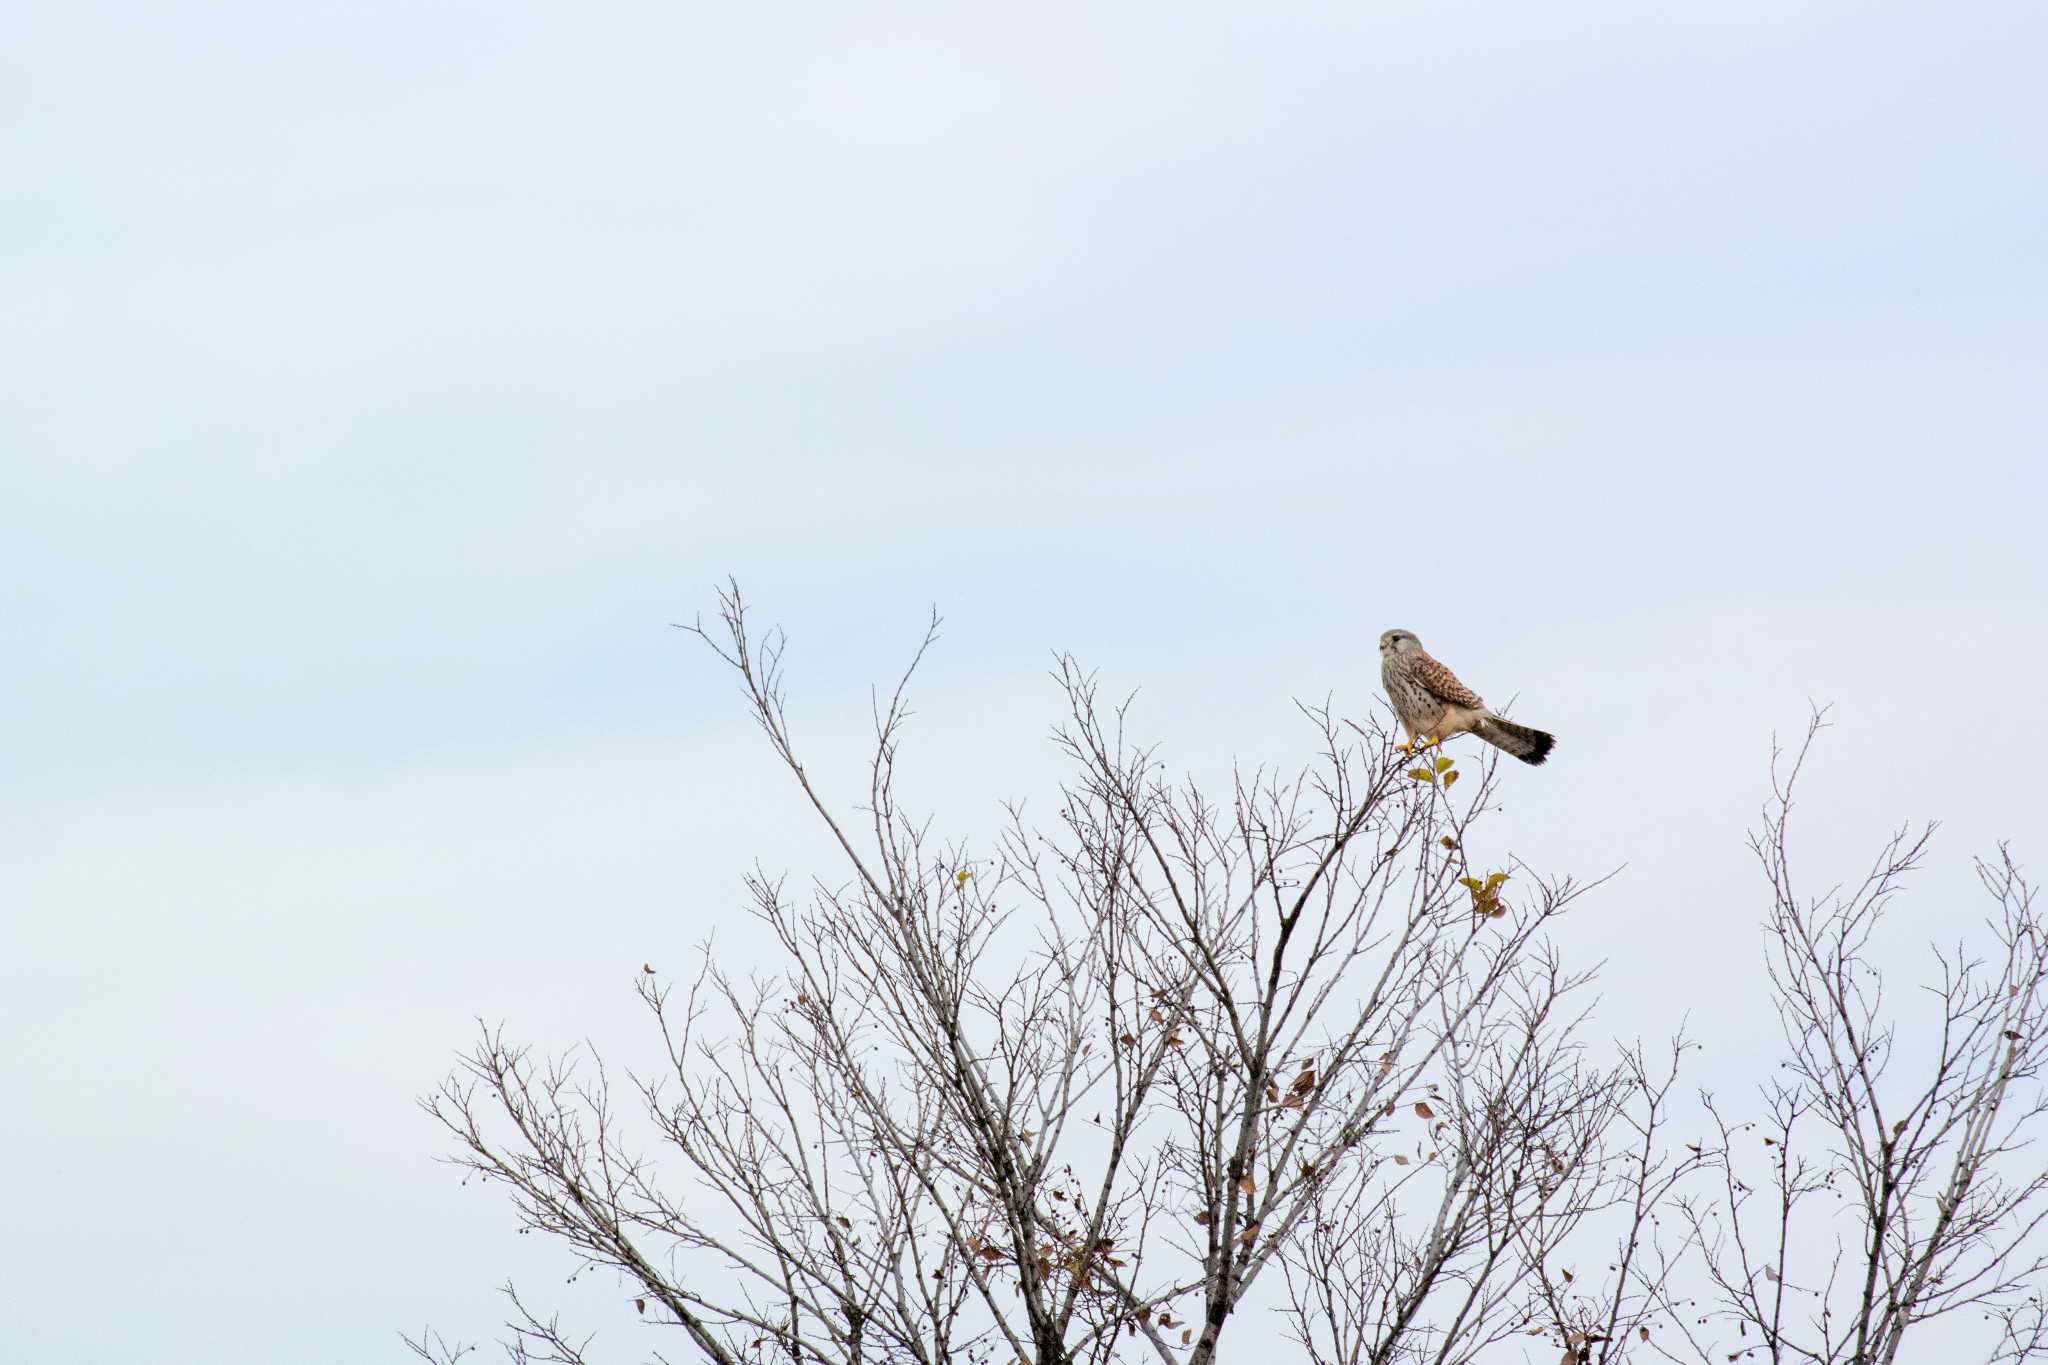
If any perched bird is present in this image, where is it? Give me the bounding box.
[1378,629,1554,765]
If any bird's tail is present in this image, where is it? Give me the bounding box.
[1475,714,1555,766]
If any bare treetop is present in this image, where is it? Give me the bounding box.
[413,593,2044,1365]
[1664,711,2048,1365]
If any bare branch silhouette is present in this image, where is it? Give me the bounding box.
[1663,710,2048,1365]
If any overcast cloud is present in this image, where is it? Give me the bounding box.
[3,2,2044,1360]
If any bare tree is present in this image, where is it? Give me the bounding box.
[416,584,1667,1365]
[1663,712,2048,1365]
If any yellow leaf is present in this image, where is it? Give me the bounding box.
[1485,871,1511,889]
[1442,770,1460,788]
[1434,756,1454,772]
[956,870,972,884]
[1459,876,1484,891]
[1406,767,1434,782]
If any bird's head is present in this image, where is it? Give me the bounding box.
[1380,629,1421,655]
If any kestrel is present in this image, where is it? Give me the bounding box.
[1379,629,1555,765]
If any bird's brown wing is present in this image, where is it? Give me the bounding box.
[1414,653,1486,709]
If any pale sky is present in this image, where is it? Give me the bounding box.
[4,2,2045,1360]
